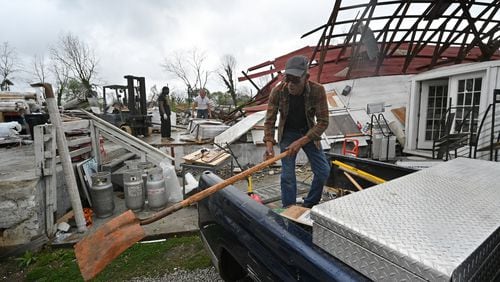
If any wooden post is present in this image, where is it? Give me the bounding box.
[34,124,58,236]
[32,83,87,233]
[343,171,364,191]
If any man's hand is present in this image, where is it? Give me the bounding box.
[263,141,275,160]
[163,114,168,120]
[286,136,310,156]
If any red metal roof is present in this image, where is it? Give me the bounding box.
[241,44,499,84]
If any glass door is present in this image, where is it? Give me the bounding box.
[417,80,449,149]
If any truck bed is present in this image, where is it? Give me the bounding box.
[197,171,369,281]
[198,156,500,281]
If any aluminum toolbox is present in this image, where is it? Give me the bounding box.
[311,158,500,281]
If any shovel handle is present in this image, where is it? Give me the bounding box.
[140,150,289,225]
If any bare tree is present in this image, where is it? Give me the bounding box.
[149,85,159,107]
[0,42,22,91]
[162,48,211,104]
[51,60,71,106]
[218,54,238,106]
[31,54,49,84]
[189,49,210,90]
[50,33,98,96]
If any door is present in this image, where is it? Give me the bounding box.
[417,80,449,149]
[449,74,484,135]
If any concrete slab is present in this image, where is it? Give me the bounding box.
[0,131,306,251]
[0,145,37,182]
[51,193,199,246]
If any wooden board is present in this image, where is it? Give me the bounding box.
[391,107,406,125]
[279,205,313,226]
[0,137,22,145]
[326,90,338,108]
[182,148,231,166]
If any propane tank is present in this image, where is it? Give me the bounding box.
[125,159,140,169]
[90,172,115,218]
[146,168,167,210]
[138,161,155,203]
[123,169,145,211]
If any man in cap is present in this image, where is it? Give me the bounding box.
[158,86,174,141]
[263,55,330,208]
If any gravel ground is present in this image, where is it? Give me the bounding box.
[128,267,224,282]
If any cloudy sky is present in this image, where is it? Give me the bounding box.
[2,0,334,96]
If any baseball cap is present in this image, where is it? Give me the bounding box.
[284,55,309,77]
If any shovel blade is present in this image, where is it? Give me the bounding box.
[74,210,146,280]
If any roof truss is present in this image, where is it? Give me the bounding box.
[304,0,500,81]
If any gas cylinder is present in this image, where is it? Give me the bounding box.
[138,161,155,202]
[125,159,140,169]
[146,168,167,210]
[123,169,145,211]
[90,171,115,218]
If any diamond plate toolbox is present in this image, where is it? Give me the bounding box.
[311,158,500,281]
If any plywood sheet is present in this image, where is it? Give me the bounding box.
[391,107,406,125]
[279,205,313,226]
[182,148,231,166]
[326,90,338,108]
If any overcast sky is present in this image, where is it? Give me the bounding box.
[2,0,334,96]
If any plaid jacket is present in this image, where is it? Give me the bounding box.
[263,80,329,148]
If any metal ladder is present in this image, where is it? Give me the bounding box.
[369,113,395,161]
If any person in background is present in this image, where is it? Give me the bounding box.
[263,55,330,209]
[158,86,173,141]
[192,89,212,119]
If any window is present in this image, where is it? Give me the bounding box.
[425,84,448,140]
[455,77,481,133]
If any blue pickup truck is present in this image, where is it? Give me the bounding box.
[197,154,500,281]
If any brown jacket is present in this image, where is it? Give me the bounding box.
[263,80,329,148]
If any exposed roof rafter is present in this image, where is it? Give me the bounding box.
[304,0,500,81]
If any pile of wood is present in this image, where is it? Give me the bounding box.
[0,91,40,116]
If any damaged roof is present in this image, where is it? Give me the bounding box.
[239,0,500,103]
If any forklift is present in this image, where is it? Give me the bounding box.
[99,75,151,137]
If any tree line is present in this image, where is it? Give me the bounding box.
[1,34,98,107]
[1,34,256,109]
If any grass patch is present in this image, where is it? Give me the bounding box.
[8,235,211,281]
